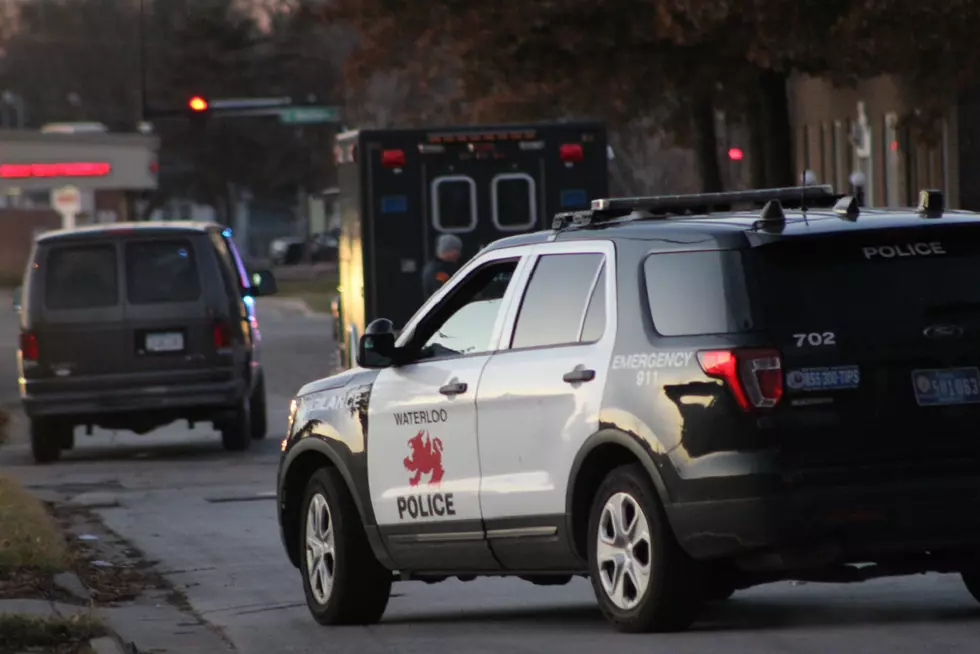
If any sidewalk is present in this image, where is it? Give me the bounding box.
[0,410,235,654]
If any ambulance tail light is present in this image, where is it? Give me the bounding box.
[19,331,39,361]
[381,149,406,167]
[559,143,584,163]
[697,348,782,410]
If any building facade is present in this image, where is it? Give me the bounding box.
[0,128,159,280]
[787,74,959,209]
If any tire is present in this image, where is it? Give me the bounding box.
[250,374,268,440]
[299,467,392,625]
[220,395,252,451]
[962,570,980,604]
[587,463,707,633]
[704,563,737,602]
[31,418,70,464]
[705,584,736,602]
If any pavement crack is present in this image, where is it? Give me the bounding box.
[158,566,218,575]
[199,601,306,616]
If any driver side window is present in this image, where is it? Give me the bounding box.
[416,259,519,360]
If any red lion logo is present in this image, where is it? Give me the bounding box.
[403,430,444,486]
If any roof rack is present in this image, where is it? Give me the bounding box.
[553,184,836,230]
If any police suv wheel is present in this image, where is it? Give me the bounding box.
[962,570,980,605]
[587,463,706,633]
[299,467,392,625]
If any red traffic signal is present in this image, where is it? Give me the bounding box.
[728,147,744,161]
[188,96,209,112]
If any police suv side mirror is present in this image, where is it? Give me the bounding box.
[357,318,397,368]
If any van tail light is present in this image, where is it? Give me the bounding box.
[213,321,233,349]
[19,331,39,361]
[697,348,783,410]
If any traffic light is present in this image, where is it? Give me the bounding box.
[188,96,209,112]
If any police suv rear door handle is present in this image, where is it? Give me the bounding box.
[563,368,596,384]
[439,380,468,396]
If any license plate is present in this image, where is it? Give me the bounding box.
[145,331,184,353]
[911,367,980,406]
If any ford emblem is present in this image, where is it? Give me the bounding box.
[923,324,964,339]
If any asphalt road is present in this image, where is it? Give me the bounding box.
[2,295,980,653]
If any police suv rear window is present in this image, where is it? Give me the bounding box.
[124,239,201,304]
[748,227,980,336]
[643,250,754,336]
[44,244,119,310]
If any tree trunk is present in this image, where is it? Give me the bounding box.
[758,70,794,187]
[692,90,723,192]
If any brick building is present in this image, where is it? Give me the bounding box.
[788,74,960,208]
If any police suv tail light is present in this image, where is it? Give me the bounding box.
[19,331,38,361]
[697,348,783,410]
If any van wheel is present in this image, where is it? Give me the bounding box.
[250,374,268,440]
[587,463,707,633]
[31,419,69,464]
[221,396,252,451]
[300,467,392,625]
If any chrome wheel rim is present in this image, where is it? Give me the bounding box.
[596,492,652,610]
[305,493,336,605]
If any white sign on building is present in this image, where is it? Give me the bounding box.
[51,184,81,229]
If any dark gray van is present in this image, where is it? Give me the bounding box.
[15,221,278,463]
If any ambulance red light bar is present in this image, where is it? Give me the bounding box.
[381,149,406,167]
[560,143,584,163]
[0,162,112,179]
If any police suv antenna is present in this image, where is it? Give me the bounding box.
[799,169,816,225]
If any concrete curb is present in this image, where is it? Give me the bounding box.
[89,635,130,654]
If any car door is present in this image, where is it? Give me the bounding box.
[367,246,531,571]
[475,240,617,570]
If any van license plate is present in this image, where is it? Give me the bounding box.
[145,332,184,353]
[911,367,980,406]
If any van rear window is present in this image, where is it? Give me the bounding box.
[125,239,201,304]
[45,244,119,310]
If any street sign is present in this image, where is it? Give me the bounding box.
[51,185,81,229]
[278,106,340,124]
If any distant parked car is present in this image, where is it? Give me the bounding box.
[15,221,278,463]
[269,231,338,265]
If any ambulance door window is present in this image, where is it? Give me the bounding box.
[432,175,477,233]
[491,173,537,231]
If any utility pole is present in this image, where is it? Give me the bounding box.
[138,0,147,124]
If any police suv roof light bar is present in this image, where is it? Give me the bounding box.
[591,185,835,213]
[553,185,836,230]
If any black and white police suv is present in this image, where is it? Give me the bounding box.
[277,184,980,632]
